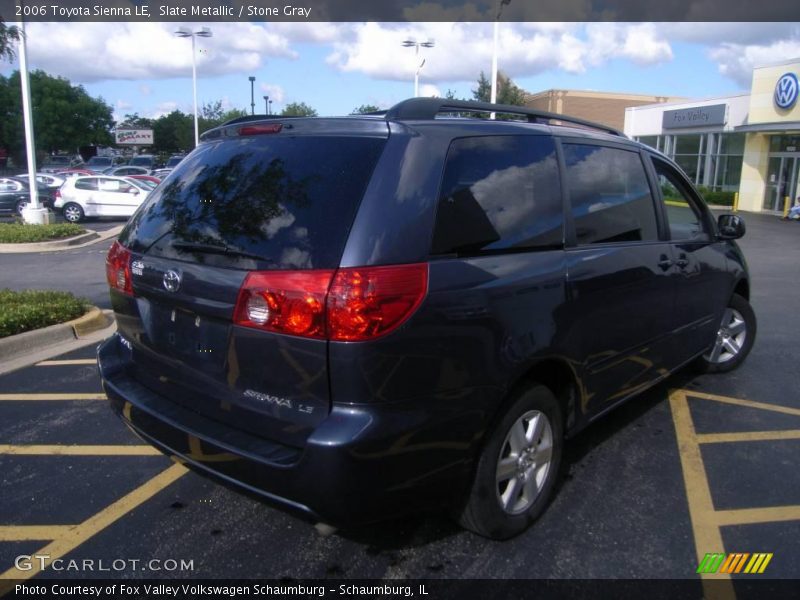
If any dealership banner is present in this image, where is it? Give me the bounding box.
[115,129,154,145]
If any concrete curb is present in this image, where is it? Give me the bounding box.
[0,225,123,254]
[0,306,112,362]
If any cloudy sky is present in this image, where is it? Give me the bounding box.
[2,22,799,121]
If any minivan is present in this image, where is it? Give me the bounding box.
[98,98,755,539]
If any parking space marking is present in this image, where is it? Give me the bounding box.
[35,359,97,366]
[670,388,800,600]
[0,393,105,401]
[697,430,800,444]
[0,444,161,456]
[680,390,800,417]
[0,526,73,541]
[0,463,187,587]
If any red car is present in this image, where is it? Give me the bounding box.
[127,174,161,188]
[56,168,94,177]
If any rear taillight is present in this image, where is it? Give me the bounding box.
[106,240,133,296]
[54,189,61,200]
[233,263,428,342]
[234,270,334,339]
[238,124,283,136]
[327,264,428,341]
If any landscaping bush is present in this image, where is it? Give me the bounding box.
[0,222,85,243]
[697,186,736,207]
[0,289,89,338]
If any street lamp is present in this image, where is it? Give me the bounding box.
[263,95,269,115]
[401,38,435,97]
[269,100,273,115]
[175,26,212,147]
[490,0,512,118]
[249,76,256,115]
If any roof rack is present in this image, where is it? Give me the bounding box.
[384,98,625,137]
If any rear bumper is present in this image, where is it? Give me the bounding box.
[98,334,478,525]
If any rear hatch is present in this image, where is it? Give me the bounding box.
[114,121,388,447]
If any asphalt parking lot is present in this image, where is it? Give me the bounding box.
[0,212,798,593]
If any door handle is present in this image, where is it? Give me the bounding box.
[676,253,689,269]
[658,256,673,271]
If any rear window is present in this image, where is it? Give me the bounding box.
[120,136,386,269]
[130,156,153,167]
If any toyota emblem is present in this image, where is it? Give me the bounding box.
[162,270,181,293]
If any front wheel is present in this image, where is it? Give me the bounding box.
[695,294,756,373]
[62,202,84,223]
[458,384,563,539]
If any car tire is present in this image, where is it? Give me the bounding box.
[458,383,563,540]
[694,293,756,374]
[15,199,27,215]
[62,202,84,223]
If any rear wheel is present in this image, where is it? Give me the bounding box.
[695,294,756,373]
[458,384,563,539]
[62,202,84,223]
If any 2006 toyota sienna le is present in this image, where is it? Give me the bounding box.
[98,98,755,539]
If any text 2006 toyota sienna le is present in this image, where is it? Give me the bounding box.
[98,99,755,539]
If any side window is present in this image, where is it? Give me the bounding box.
[653,158,710,242]
[75,178,98,191]
[431,135,562,255]
[563,144,658,245]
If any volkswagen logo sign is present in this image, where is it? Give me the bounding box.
[774,72,799,110]
[162,270,181,293]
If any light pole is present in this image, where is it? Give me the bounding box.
[249,76,256,115]
[17,16,45,223]
[263,95,269,115]
[401,38,435,97]
[175,26,212,147]
[269,100,273,115]
[490,0,512,118]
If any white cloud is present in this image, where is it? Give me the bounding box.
[710,40,800,87]
[150,101,180,119]
[420,83,441,97]
[17,22,297,83]
[260,83,286,104]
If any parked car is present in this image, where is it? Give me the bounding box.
[125,174,161,189]
[98,99,755,539]
[150,168,173,179]
[0,177,54,214]
[15,172,65,189]
[104,166,151,177]
[55,175,149,222]
[128,154,157,171]
[40,155,83,173]
[85,156,125,173]
[56,168,94,178]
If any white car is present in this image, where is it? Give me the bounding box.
[55,175,150,223]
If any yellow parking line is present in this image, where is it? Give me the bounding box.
[715,505,800,526]
[0,463,187,584]
[36,359,97,366]
[685,391,800,417]
[669,390,734,600]
[697,430,800,444]
[0,445,162,456]
[0,526,73,541]
[0,393,106,401]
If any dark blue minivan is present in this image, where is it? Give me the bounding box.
[98,99,754,539]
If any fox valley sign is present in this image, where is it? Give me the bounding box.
[115,129,154,145]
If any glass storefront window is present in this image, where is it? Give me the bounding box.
[638,136,659,150]
[769,135,800,153]
[718,133,745,154]
[674,135,703,155]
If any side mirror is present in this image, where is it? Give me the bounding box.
[128,188,139,195]
[717,214,745,240]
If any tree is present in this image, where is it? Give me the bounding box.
[280,102,317,117]
[472,71,527,106]
[0,18,21,63]
[117,113,154,129]
[352,104,380,114]
[151,110,193,154]
[0,70,114,164]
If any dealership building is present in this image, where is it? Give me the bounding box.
[624,58,800,213]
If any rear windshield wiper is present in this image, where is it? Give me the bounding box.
[170,241,273,264]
